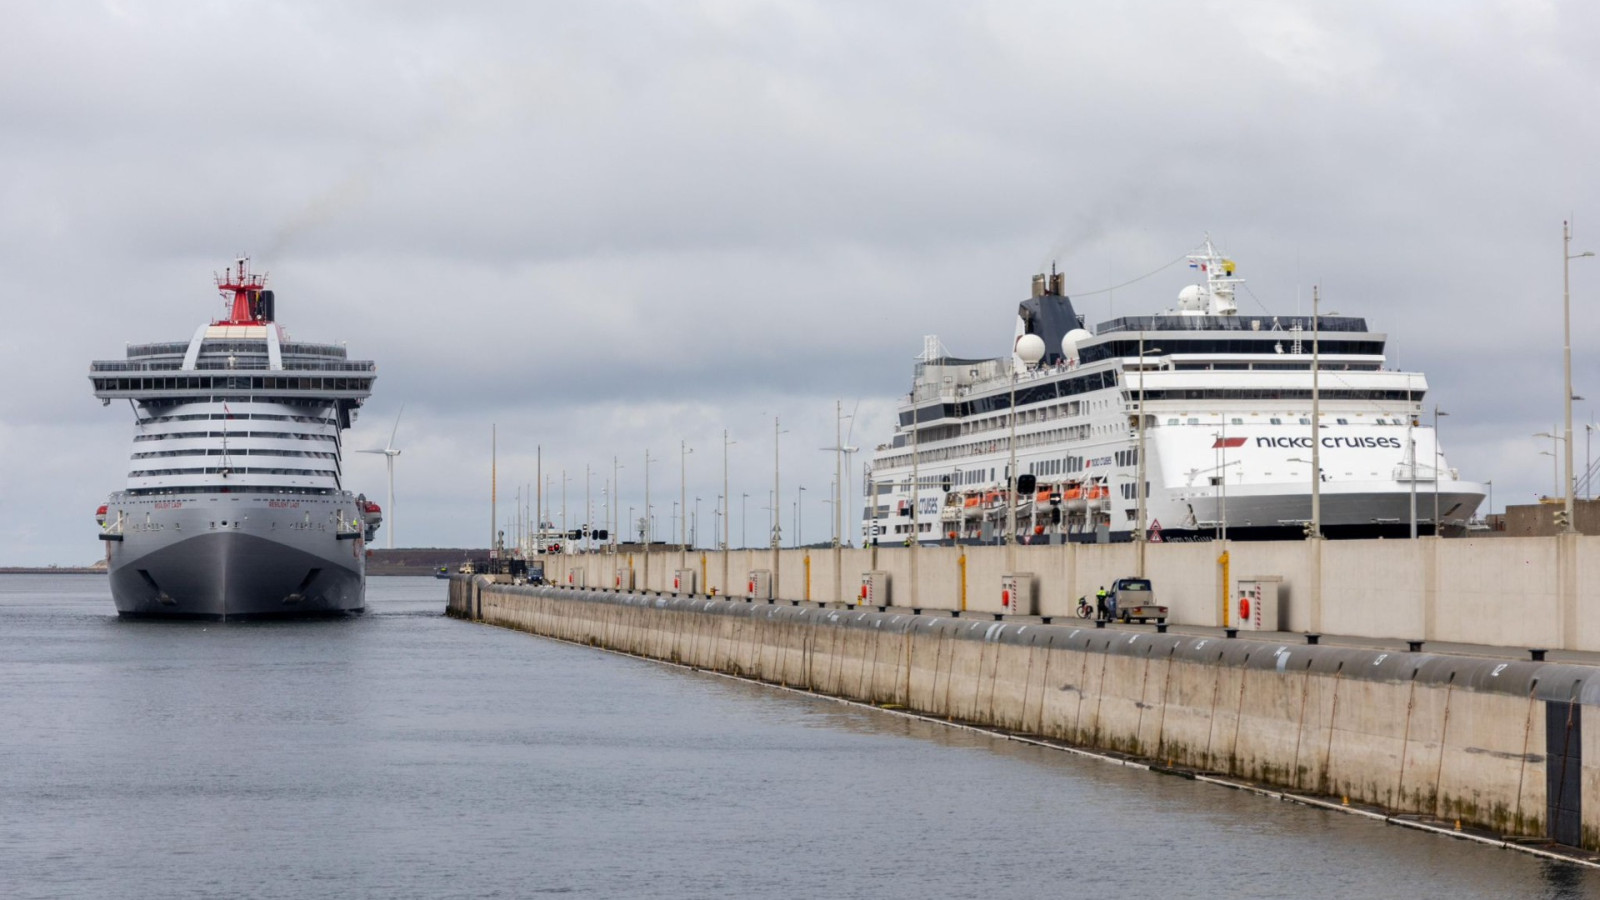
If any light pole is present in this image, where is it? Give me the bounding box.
[796,485,806,548]
[680,440,693,563]
[1484,481,1493,529]
[1537,431,1561,497]
[585,463,592,553]
[612,456,624,552]
[1563,221,1593,533]
[1432,406,1449,536]
[1134,337,1161,576]
[741,492,749,549]
[1588,423,1596,500]
[772,417,786,596]
[722,430,734,591]
[644,449,653,578]
[1408,410,1418,539]
[693,496,701,549]
[1309,287,1324,541]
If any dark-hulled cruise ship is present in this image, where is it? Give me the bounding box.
[91,258,381,618]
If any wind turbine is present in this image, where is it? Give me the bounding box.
[359,404,404,549]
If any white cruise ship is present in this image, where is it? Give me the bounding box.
[863,239,1484,544]
[90,258,382,618]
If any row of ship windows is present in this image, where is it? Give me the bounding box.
[140,411,336,426]
[127,341,348,359]
[880,423,1110,471]
[1167,416,1411,426]
[133,431,337,443]
[1137,389,1422,401]
[131,449,340,460]
[95,375,372,392]
[130,467,339,478]
[125,486,336,496]
[883,449,1138,489]
[905,396,1121,446]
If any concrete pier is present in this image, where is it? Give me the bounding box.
[450,577,1600,851]
[534,535,1600,652]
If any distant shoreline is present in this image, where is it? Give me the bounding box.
[0,568,439,577]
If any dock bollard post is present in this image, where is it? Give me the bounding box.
[1305,633,1320,645]
[1530,648,1548,662]
[1224,628,1238,639]
[1407,640,1423,653]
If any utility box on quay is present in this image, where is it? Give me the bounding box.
[672,568,698,595]
[1236,576,1282,631]
[1001,573,1035,615]
[747,569,772,600]
[861,571,889,606]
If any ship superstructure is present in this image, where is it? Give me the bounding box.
[864,239,1484,545]
[91,258,381,618]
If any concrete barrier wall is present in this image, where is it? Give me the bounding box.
[536,534,1600,651]
[464,583,1600,848]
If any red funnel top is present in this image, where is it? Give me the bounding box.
[214,257,271,326]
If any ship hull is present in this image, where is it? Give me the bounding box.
[103,494,366,620]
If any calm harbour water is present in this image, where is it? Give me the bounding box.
[1,574,1595,900]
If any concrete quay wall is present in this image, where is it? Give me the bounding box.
[451,581,1600,848]
[539,534,1600,652]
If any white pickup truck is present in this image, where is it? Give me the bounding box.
[1109,577,1168,624]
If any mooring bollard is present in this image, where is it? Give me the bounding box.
[1530,648,1548,662]
[1407,640,1423,653]
[1225,628,1238,639]
[1156,622,1168,633]
[1305,633,1320,645]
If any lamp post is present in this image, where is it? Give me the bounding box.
[1310,287,1325,541]
[1484,481,1493,529]
[1563,221,1593,533]
[1587,423,1596,500]
[772,417,785,597]
[1134,337,1161,576]
[1432,406,1449,536]
[796,485,806,548]
[643,449,653,578]
[1537,431,1560,497]
[723,429,734,591]
[741,492,749,549]
[680,440,693,563]
[1408,409,1418,539]
[693,496,701,550]
[612,456,624,552]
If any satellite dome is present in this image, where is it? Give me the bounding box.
[1061,328,1092,361]
[1016,333,1046,366]
[1178,284,1206,311]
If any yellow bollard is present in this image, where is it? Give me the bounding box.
[958,553,968,611]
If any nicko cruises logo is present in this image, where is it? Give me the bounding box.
[1253,436,1403,449]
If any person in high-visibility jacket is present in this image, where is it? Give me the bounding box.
[1095,586,1108,620]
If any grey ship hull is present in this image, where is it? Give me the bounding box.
[104,494,366,620]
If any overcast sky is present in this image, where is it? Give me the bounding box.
[3,0,1598,564]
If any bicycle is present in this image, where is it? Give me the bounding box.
[1075,596,1094,618]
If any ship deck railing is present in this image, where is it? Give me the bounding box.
[92,360,376,373]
